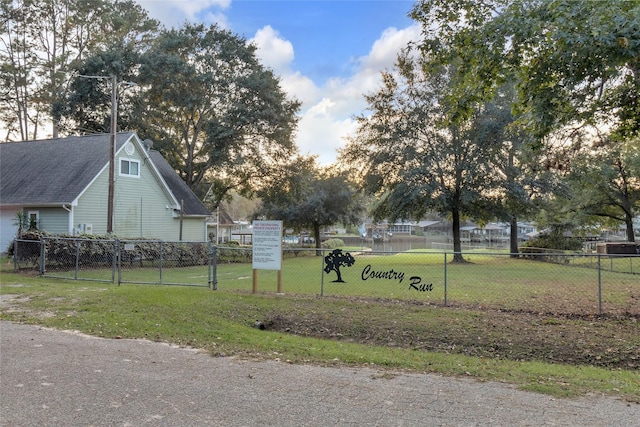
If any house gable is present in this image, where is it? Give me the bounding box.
[0,132,210,242]
[0,133,134,206]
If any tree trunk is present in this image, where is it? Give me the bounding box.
[625,212,635,242]
[510,216,519,257]
[313,223,322,255]
[451,208,465,262]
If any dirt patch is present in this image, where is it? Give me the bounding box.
[0,294,30,306]
[0,294,58,319]
[259,297,640,370]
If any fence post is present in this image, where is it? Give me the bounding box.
[443,252,448,307]
[39,237,45,274]
[12,239,16,271]
[74,240,80,280]
[159,241,164,284]
[320,248,325,297]
[597,254,602,315]
[114,239,120,285]
[210,244,218,290]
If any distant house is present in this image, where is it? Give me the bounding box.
[389,220,441,235]
[206,205,235,243]
[0,132,211,251]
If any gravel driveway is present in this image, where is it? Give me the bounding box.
[1,321,638,426]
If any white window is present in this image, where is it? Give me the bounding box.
[27,210,39,229]
[120,159,140,177]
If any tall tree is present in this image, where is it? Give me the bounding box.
[255,156,365,251]
[60,43,142,134]
[134,23,301,205]
[1,0,40,140]
[341,52,505,262]
[410,0,640,140]
[565,137,640,242]
[411,0,640,243]
[1,0,159,141]
[477,82,560,255]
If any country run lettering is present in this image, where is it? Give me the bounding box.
[361,264,405,283]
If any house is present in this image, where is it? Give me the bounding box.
[389,220,441,235]
[206,205,235,243]
[0,132,211,251]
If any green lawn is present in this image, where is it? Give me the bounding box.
[1,269,639,402]
[23,248,639,316]
[213,251,639,316]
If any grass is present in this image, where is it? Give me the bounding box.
[1,265,639,403]
[209,251,638,316]
[27,246,639,314]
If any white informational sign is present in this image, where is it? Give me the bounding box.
[252,220,283,271]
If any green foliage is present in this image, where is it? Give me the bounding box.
[563,138,640,242]
[342,52,531,259]
[215,243,251,264]
[411,0,640,140]
[6,230,47,264]
[522,230,582,252]
[133,23,301,204]
[1,0,159,140]
[321,238,345,249]
[256,156,365,249]
[13,211,37,235]
[409,0,640,245]
[8,232,213,269]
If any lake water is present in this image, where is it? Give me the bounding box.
[341,236,504,252]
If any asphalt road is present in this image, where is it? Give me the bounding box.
[1,321,638,426]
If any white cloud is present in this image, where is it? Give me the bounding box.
[249,26,321,106]
[360,26,420,71]
[135,1,421,166]
[202,11,230,29]
[296,99,358,165]
[178,0,231,19]
[290,24,422,166]
[137,0,230,27]
[250,26,294,74]
[280,72,320,106]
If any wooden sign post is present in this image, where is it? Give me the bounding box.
[251,220,283,293]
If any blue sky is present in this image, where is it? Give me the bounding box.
[223,1,415,82]
[137,0,420,164]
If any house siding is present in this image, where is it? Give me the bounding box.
[115,148,180,239]
[74,169,109,235]
[74,146,180,239]
[0,206,69,252]
[1,133,208,243]
[31,207,69,235]
[67,143,208,242]
[179,218,208,242]
[0,206,20,251]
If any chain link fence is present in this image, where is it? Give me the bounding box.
[9,238,640,316]
[215,247,640,317]
[117,240,213,287]
[11,237,214,287]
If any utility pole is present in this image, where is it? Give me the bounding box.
[108,75,117,234]
[79,74,135,234]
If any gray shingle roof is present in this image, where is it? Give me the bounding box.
[0,133,131,205]
[0,132,210,216]
[149,150,211,217]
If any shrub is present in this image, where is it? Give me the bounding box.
[7,230,47,267]
[215,242,251,263]
[521,231,582,251]
[322,238,345,249]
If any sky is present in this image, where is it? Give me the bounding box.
[136,0,421,165]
